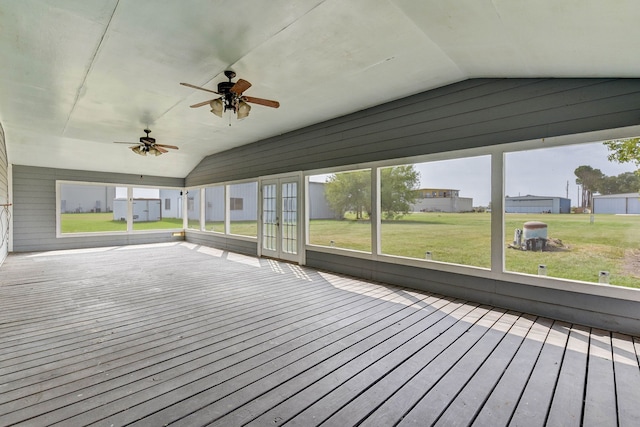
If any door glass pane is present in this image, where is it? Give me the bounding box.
[282,182,297,254]
[262,183,277,251]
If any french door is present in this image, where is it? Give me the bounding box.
[260,176,301,263]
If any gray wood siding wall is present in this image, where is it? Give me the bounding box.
[186,78,640,186]
[0,123,8,264]
[12,165,185,252]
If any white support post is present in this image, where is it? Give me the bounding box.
[371,167,380,258]
[490,151,504,276]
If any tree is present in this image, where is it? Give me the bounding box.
[324,166,420,220]
[574,165,604,209]
[380,165,420,219]
[599,172,640,195]
[604,138,640,170]
[324,170,371,220]
[604,138,640,194]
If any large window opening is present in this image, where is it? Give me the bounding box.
[186,189,202,230]
[303,134,640,291]
[131,187,182,231]
[380,156,491,268]
[505,141,640,287]
[59,183,124,233]
[308,169,372,252]
[58,183,183,234]
[204,185,225,232]
[229,182,258,237]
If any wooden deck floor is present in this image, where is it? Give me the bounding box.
[1,242,639,427]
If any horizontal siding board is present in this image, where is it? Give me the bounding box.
[214,107,640,181]
[186,78,640,185]
[199,90,640,176]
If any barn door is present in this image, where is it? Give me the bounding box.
[260,176,300,263]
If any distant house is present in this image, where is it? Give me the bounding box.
[593,193,640,214]
[411,188,473,213]
[505,195,571,214]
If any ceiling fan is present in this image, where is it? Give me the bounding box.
[113,129,178,156]
[181,70,280,120]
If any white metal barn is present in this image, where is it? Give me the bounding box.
[593,193,640,214]
[412,196,473,213]
[505,195,571,214]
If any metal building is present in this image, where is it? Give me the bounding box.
[593,193,640,214]
[505,195,571,214]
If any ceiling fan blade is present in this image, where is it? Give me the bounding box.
[154,146,168,154]
[180,82,221,95]
[114,141,136,144]
[155,144,179,150]
[230,79,252,95]
[190,99,215,108]
[242,96,280,108]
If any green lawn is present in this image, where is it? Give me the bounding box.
[61,213,182,233]
[310,212,640,288]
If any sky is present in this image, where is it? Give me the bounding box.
[310,141,638,207]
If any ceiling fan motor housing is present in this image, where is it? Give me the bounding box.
[217,81,234,94]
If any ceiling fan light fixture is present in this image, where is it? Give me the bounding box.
[148,147,162,156]
[132,145,146,156]
[237,100,251,120]
[210,98,224,117]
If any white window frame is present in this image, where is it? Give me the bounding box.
[304,125,640,301]
[56,180,184,237]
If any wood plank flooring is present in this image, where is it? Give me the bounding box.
[0,242,639,426]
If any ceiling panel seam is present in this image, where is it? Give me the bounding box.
[62,0,120,135]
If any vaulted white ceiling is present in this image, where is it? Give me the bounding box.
[1,0,639,178]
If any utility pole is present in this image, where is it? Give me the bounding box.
[566,180,569,199]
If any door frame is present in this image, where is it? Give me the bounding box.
[258,172,304,264]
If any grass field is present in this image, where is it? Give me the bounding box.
[309,212,640,288]
[61,213,182,233]
[62,212,640,288]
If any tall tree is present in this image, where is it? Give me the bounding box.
[324,170,371,219]
[380,165,420,219]
[324,166,420,220]
[574,165,604,208]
